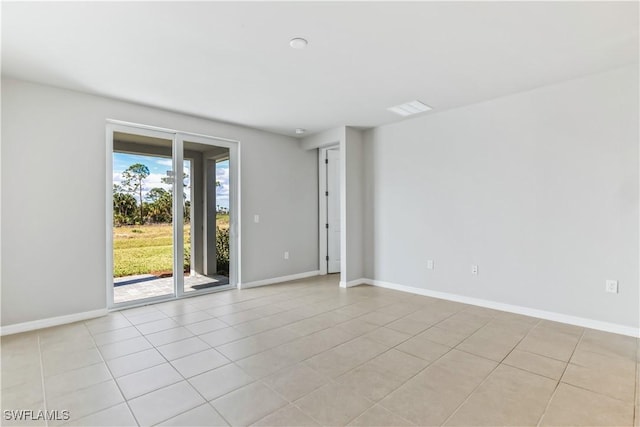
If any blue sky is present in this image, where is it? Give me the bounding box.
[113,152,229,209]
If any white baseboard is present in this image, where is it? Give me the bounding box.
[239,270,320,289]
[340,278,367,288]
[0,308,108,336]
[367,279,639,338]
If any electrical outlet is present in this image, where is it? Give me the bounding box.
[284,251,289,260]
[254,214,260,223]
[427,260,434,270]
[471,265,478,275]
[605,280,618,294]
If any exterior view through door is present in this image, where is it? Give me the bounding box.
[109,126,235,306]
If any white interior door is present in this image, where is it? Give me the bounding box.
[327,148,341,273]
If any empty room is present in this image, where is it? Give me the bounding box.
[1,2,638,426]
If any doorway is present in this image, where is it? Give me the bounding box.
[107,122,239,308]
[319,146,341,274]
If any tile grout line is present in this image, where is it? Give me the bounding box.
[257,377,326,426]
[555,379,637,404]
[288,306,486,424]
[152,351,234,427]
[90,312,219,423]
[127,315,235,427]
[226,296,457,425]
[37,334,49,427]
[633,338,640,426]
[500,359,563,382]
[635,345,638,427]
[39,325,124,425]
[374,344,462,423]
[535,327,586,427]
[504,344,575,365]
[310,378,377,426]
[98,290,352,386]
[364,310,499,424]
[144,282,378,350]
[368,403,417,426]
[316,307,464,389]
[20,280,633,427]
[439,318,539,427]
[85,320,142,427]
[257,363,387,427]
[16,282,332,426]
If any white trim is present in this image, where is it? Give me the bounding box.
[339,127,348,285]
[106,119,239,145]
[300,127,343,151]
[183,133,241,288]
[106,125,115,309]
[174,134,184,297]
[230,140,241,287]
[318,145,340,276]
[239,270,320,290]
[107,123,178,309]
[1,309,108,336]
[366,279,640,338]
[339,278,367,288]
[318,148,328,276]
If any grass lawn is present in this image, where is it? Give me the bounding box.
[113,214,229,277]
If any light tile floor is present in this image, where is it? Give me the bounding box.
[1,275,638,426]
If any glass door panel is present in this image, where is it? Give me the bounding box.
[179,137,233,295]
[111,130,176,305]
[109,125,237,308]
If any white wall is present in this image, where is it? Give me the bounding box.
[364,65,639,329]
[300,126,365,286]
[301,127,341,151]
[342,127,365,284]
[1,78,318,327]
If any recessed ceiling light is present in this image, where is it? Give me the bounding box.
[290,37,308,49]
[387,100,432,117]
[295,128,306,135]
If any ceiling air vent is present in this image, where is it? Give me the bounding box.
[387,100,432,117]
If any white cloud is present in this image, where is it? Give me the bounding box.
[144,173,173,192]
[216,166,229,197]
[113,172,171,200]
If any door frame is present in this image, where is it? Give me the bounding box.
[202,152,230,277]
[175,132,240,297]
[318,145,339,275]
[106,120,241,309]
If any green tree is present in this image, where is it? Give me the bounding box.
[146,187,172,223]
[122,163,150,224]
[184,200,191,223]
[216,226,230,275]
[113,184,137,225]
[162,172,190,221]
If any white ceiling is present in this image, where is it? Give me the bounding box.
[2,2,638,137]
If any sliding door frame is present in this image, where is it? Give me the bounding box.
[106,120,240,310]
[175,132,240,298]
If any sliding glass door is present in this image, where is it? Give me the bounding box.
[178,135,234,296]
[107,123,237,308]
